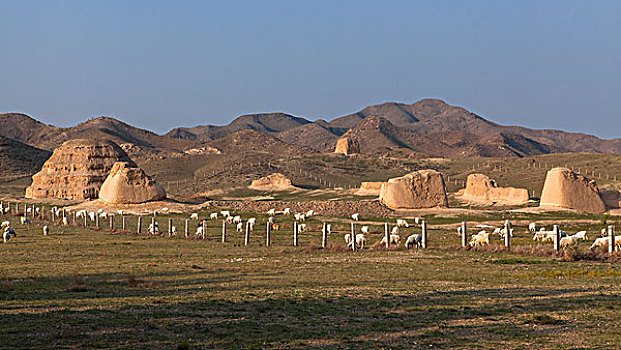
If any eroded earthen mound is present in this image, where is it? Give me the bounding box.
[98,162,166,204]
[539,167,605,214]
[379,170,448,209]
[356,182,384,196]
[334,137,359,155]
[459,173,529,204]
[249,173,295,191]
[25,139,135,200]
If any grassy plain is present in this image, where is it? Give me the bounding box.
[1,208,620,349]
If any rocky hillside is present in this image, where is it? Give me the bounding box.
[0,136,51,179]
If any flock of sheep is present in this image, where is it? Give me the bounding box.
[2,201,620,254]
[466,220,621,251]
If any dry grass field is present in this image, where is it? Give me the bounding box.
[1,205,620,349]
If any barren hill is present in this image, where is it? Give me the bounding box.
[167,113,310,142]
[0,136,51,179]
[206,129,316,156]
[275,122,340,152]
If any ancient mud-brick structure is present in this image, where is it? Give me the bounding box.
[379,170,448,209]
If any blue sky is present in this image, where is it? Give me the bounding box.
[1,0,619,137]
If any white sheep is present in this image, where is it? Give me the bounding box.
[405,234,422,249]
[305,210,314,217]
[220,210,231,217]
[43,225,50,236]
[469,230,491,247]
[396,219,409,227]
[20,217,31,225]
[161,207,169,212]
[298,223,307,232]
[351,213,360,221]
[267,209,276,216]
[62,217,68,226]
[117,210,124,216]
[590,236,621,251]
[1,221,10,229]
[361,225,369,234]
[414,217,421,225]
[148,222,159,235]
[268,217,275,224]
[380,234,400,246]
[294,213,305,222]
[99,212,108,219]
[195,226,204,235]
[391,226,399,235]
[282,208,291,215]
[573,231,588,240]
[190,213,199,220]
[560,235,581,248]
[88,212,96,222]
[225,216,235,224]
[247,218,256,230]
[210,213,218,220]
[345,233,366,249]
[528,222,537,233]
[170,226,177,235]
[233,215,242,224]
[326,224,331,235]
[236,222,244,232]
[3,227,16,243]
[97,209,104,214]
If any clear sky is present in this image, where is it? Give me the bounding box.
[1,0,619,137]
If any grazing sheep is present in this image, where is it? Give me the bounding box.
[88,212,96,222]
[600,228,608,237]
[247,218,256,230]
[396,219,409,227]
[414,217,421,225]
[99,212,108,219]
[3,227,16,243]
[236,222,244,232]
[195,226,204,235]
[405,234,422,249]
[1,221,10,229]
[456,226,463,237]
[210,213,218,220]
[62,217,68,226]
[170,226,177,235]
[351,213,360,221]
[380,234,400,246]
[361,225,369,234]
[590,236,621,251]
[220,210,231,217]
[282,208,291,215]
[326,224,331,235]
[345,233,366,249]
[573,231,588,240]
[391,226,399,234]
[305,210,314,217]
[117,210,124,216]
[267,209,276,216]
[469,230,491,247]
[533,231,547,241]
[298,223,307,232]
[541,230,567,242]
[225,216,235,224]
[560,235,581,248]
[190,213,199,220]
[20,217,31,225]
[153,210,159,217]
[494,227,513,239]
[268,217,275,224]
[528,222,537,233]
[233,215,242,224]
[161,207,169,212]
[344,233,352,244]
[148,222,159,235]
[97,209,104,214]
[271,223,280,231]
[294,213,305,222]
[43,225,50,236]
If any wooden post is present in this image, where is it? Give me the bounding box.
[245,222,250,246]
[266,221,272,246]
[422,220,428,248]
[293,222,299,247]
[202,220,206,240]
[122,215,126,231]
[185,219,189,238]
[151,217,156,235]
[137,216,142,233]
[31,204,35,219]
[350,222,356,251]
[110,215,114,231]
[461,222,467,248]
[321,222,327,248]
[504,222,511,251]
[168,218,173,236]
[222,220,226,242]
[384,222,389,248]
[96,214,100,228]
[553,225,560,252]
[608,225,616,254]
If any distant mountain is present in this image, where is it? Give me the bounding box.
[275,122,341,152]
[206,129,316,156]
[0,114,193,156]
[0,136,51,179]
[166,113,310,142]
